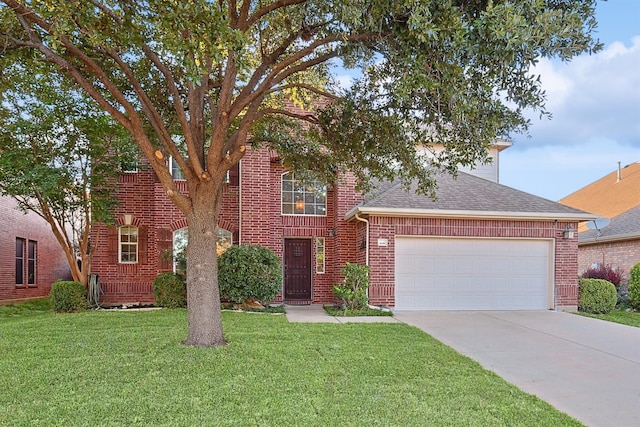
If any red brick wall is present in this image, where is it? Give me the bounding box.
[0,196,71,303]
[365,217,579,310]
[91,161,240,306]
[91,147,359,306]
[578,239,640,285]
[239,146,361,304]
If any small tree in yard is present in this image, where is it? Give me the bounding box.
[1,0,601,346]
[0,66,137,286]
[333,263,370,310]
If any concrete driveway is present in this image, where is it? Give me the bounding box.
[394,310,640,427]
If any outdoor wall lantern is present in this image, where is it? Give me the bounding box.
[563,227,575,239]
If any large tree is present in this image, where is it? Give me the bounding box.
[0,0,600,347]
[0,64,137,286]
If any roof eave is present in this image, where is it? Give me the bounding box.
[579,232,640,246]
[345,206,597,222]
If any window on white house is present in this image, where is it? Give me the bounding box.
[169,156,185,180]
[316,237,325,274]
[119,226,138,263]
[281,172,327,216]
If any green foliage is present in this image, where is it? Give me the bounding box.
[0,0,602,344]
[153,273,187,308]
[578,278,617,314]
[579,310,640,328]
[333,263,370,310]
[628,263,640,310]
[0,310,582,426]
[0,60,139,285]
[324,305,392,317]
[49,281,89,313]
[218,245,282,305]
[0,298,51,319]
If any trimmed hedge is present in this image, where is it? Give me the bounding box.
[578,278,617,314]
[49,280,89,313]
[153,273,187,308]
[218,244,281,305]
[629,262,640,310]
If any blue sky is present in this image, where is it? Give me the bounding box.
[499,0,640,201]
[333,1,640,201]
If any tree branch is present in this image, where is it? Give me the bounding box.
[257,107,320,124]
[265,83,339,100]
[244,0,307,31]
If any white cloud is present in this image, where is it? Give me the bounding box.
[520,37,640,149]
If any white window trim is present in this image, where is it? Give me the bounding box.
[281,171,327,217]
[169,156,186,181]
[316,237,325,274]
[119,226,138,264]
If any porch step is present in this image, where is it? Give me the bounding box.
[284,300,313,306]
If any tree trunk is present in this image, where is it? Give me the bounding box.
[182,181,227,347]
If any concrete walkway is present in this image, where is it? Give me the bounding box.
[285,304,399,323]
[394,310,640,427]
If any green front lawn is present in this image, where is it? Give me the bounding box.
[578,309,640,328]
[0,304,582,426]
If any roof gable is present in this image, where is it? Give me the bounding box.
[560,161,640,220]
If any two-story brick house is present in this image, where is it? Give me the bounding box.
[91,142,594,311]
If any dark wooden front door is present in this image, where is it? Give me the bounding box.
[284,239,312,301]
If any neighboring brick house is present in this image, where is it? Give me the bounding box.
[560,161,640,284]
[91,141,594,311]
[0,196,71,304]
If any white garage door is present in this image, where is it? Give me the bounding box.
[395,237,553,310]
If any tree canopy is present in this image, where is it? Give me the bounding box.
[0,61,137,285]
[0,0,601,346]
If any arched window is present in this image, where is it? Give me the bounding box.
[281,172,327,216]
[172,227,233,273]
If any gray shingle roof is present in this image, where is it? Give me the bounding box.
[580,206,640,243]
[355,171,593,218]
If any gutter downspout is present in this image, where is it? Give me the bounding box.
[354,212,369,266]
[355,212,391,312]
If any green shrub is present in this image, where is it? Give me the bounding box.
[218,244,282,305]
[628,262,640,310]
[153,273,187,308]
[333,263,370,310]
[578,278,617,314]
[49,280,89,313]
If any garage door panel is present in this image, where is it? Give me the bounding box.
[395,237,552,310]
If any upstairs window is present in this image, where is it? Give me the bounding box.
[281,172,327,216]
[169,156,185,180]
[119,226,138,263]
